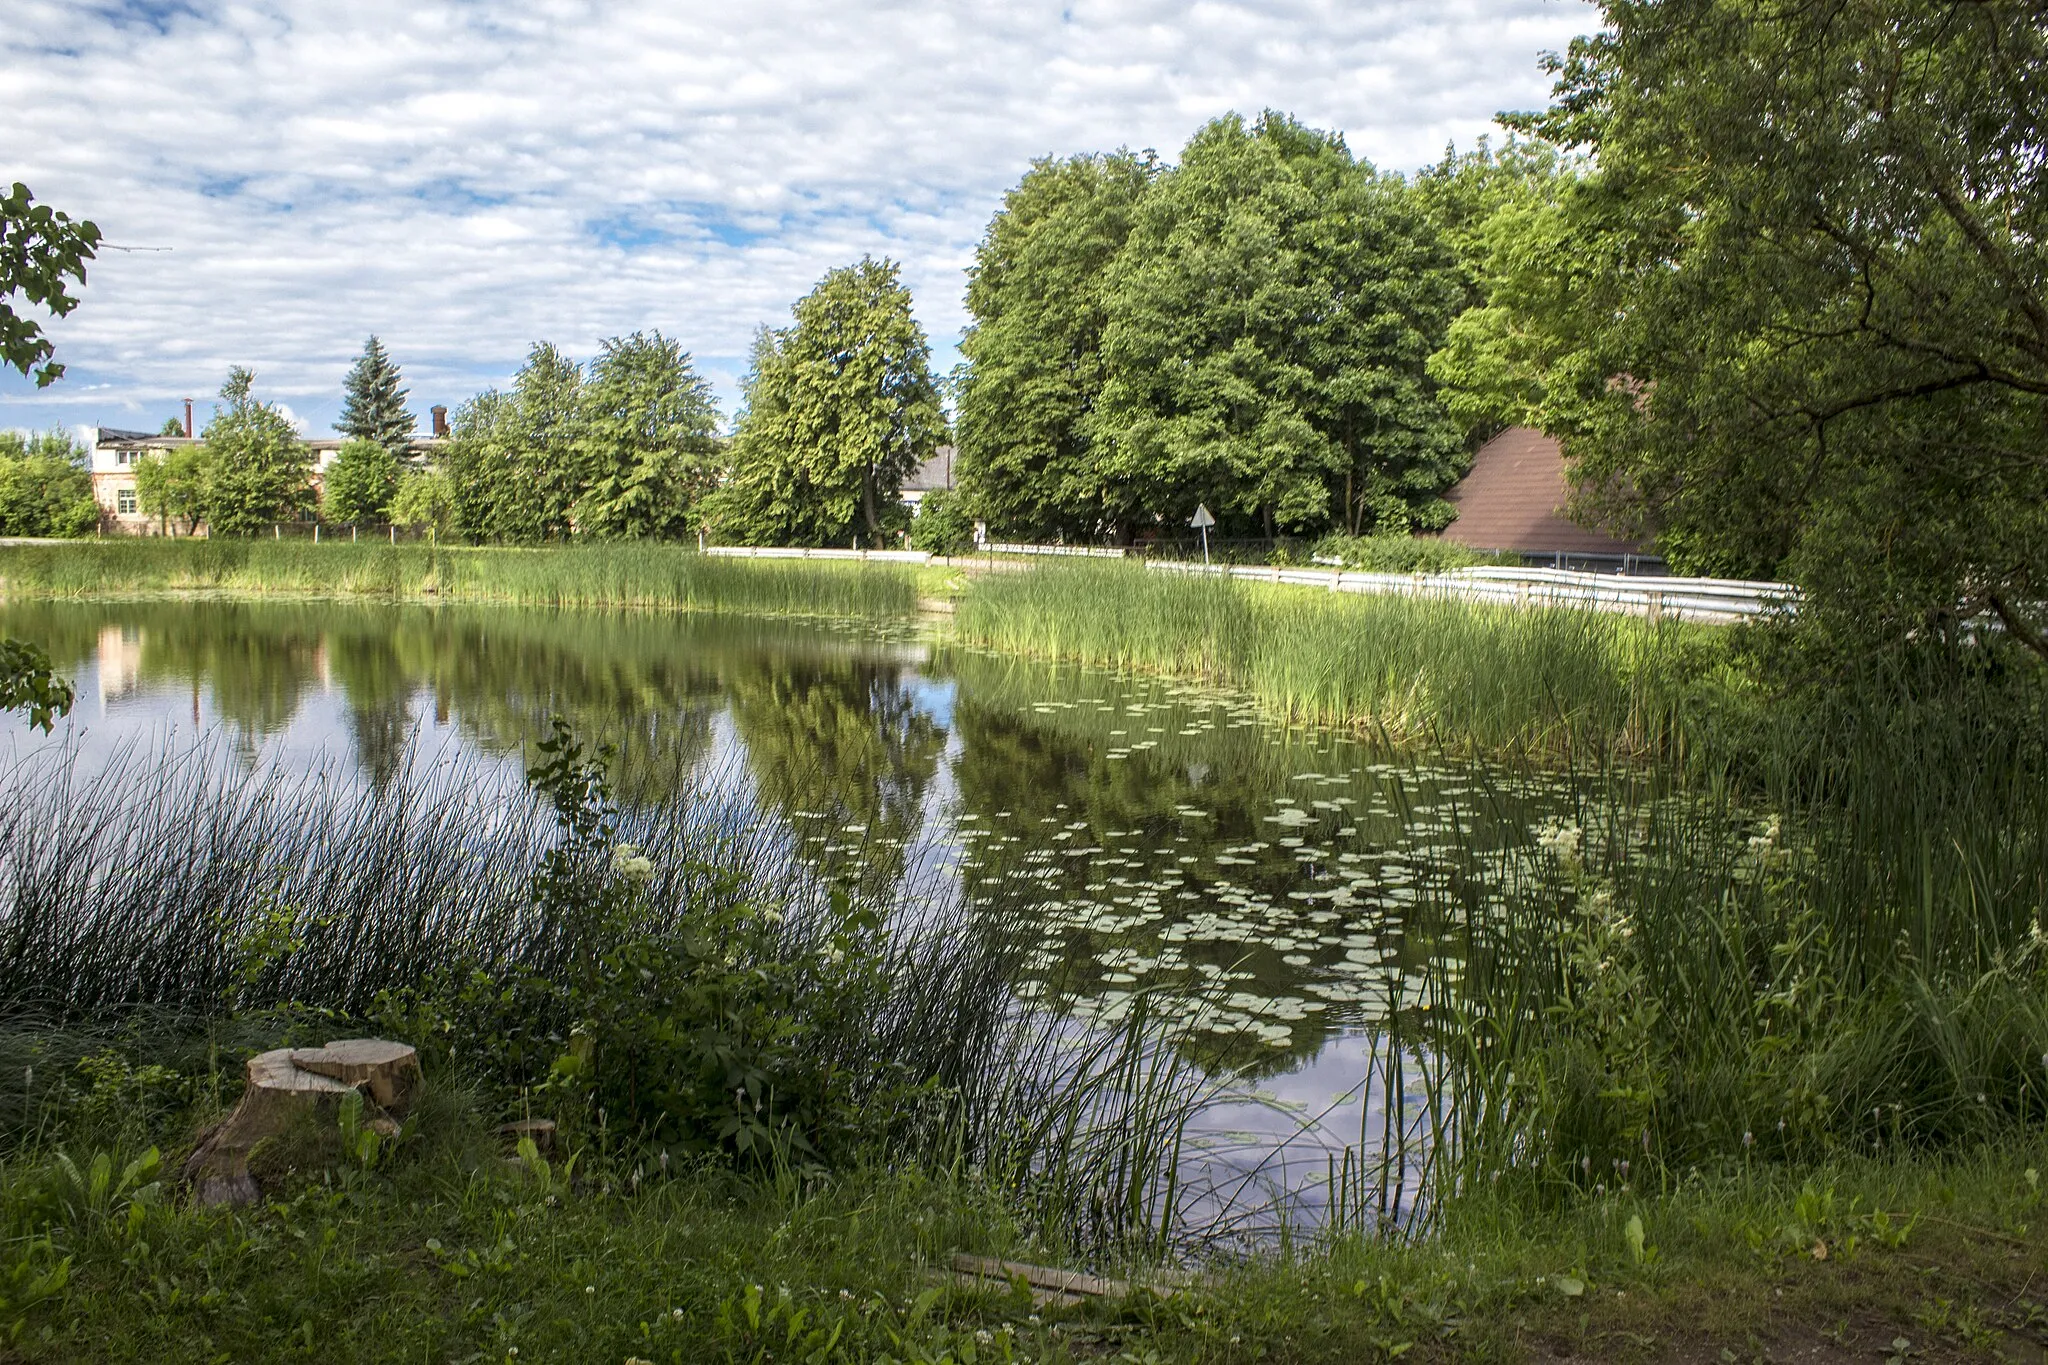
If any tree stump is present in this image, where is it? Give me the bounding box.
[183,1038,420,1207]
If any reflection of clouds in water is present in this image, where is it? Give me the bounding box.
[1175,1034,1442,1249]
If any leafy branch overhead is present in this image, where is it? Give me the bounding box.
[0,183,101,388]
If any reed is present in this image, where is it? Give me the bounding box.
[0,540,920,619]
[954,560,1721,756]
[0,734,1209,1253]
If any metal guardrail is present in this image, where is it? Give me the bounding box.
[1149,560,1799,624]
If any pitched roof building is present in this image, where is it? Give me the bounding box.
[1438,425,1649,563]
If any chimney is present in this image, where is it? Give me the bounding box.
[183,398,194,438]
[430,404,448,438]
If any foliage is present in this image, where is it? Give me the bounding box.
[333,335,415,460]
[710,259,946,546]
[569,331,722,540]
[1307,533,1515,573]
[385,469,451,532]
[909,487,973,555]
[1473,0,2048,661]
[955,152,1156,541]
[131,444,208,534]
[320,437,399,525]
[0,637,72,732]
[1073,115,1466,541]
[440,343,584,542]
[0,183,100,388]
[0,430,96,537]
[195,368,315,536]
[387,719,904,1165]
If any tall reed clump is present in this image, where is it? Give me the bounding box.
[1424,666,2048,1209]
[0,730,1203,1252]
[954,560,1720,756]
[0,541,920,620]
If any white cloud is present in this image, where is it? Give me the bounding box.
[2,0,1597,434]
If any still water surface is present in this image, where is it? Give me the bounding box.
[3,599,1594,1231]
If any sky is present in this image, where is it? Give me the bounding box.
[3,0,1597,441]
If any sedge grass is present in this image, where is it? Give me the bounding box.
[954,560,1725,756]
[0,540,920,619]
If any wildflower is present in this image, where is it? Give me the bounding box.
[585,1284,596,1295]
[976,1330,994,1345]
[671,1308,686,1321]
[1743,1131,1754,1148]
[1536,819,1583,868]
[610,843,654,881]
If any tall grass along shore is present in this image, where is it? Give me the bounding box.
[0,539,922,619]
[955,559,1728,756]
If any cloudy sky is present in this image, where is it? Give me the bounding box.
[4,0,1596,439]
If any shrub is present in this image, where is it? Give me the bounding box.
[909,488,973,555]
[1308,532,1515,573]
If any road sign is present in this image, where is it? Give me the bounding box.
[1190,504,1216,529]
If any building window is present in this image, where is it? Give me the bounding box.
[116,488,137,515]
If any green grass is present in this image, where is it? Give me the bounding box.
[5,1072,2044,1363]
[0,540,921,619]
[954,560,1728,755]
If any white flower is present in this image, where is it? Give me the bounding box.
[610,843,654,881]
[1536,819,1583,867]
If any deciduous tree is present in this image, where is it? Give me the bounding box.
[198,367,314,536]
[322,436,400,525]
[0,430,97,536]
[712,259,944,546]
[1088,113,1466,539]
[955,152,1155,541]
[571,331,721,539]
[1491,0,2048,659]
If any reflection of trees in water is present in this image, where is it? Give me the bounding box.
[394,611,723,805]
[942,661,1355,1078]
[725,650,944,900]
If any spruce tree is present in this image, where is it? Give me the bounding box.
[336,335,417,460]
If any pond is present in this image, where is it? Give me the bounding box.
[1,598,1603,1237]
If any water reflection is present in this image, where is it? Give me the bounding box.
[2,598,1590,1232]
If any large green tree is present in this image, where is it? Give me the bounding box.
[322,436,400,524]
[570,331,722,539]
[1088,113,1467,539]
[198,367,315,536]
[712,258,945,546]
[1480,0,2048,659]
[335,336,417,460]
[955,152,1156,541]
[0,430,97,536]
[441,343,584,542]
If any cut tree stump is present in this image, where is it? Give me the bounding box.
[183,1038,420,1207]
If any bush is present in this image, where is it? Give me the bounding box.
[909,488,973,555]
[1308,532,1515,573]
[0,432,96,538]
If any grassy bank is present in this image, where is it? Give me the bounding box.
[954,560,1729,755]
[5,1069,2043,1363]
[0,540,921,619]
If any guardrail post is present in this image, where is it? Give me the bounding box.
[1647,590,1663,625]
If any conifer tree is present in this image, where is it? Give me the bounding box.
[336,335,416,460]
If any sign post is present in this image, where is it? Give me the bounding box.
[1190,503,1216,565]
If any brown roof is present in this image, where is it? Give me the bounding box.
[1437,426,1644,556]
